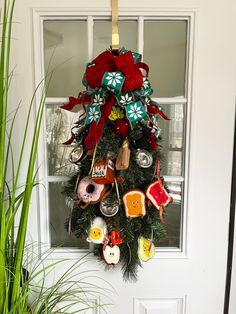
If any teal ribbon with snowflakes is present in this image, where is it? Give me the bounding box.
[125,101,149,129]
[115,92,134,107]
[82,49,154,127]
[85,105,101,125]
[133,77,153,98]
[102,71,125,94]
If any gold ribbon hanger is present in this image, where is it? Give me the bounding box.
[112,0,119,50]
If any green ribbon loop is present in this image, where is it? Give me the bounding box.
[125,101,149,129]
[115,92,134,107]
[85,105,101,125]
[102,71,125,95]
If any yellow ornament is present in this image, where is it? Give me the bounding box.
[138,236,155,262]
[87,217,107,244]
[108,106,124,121]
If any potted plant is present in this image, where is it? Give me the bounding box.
[0,1,111,312]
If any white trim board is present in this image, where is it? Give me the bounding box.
[32,7,197,260]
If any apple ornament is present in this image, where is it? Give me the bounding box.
[87,217,107,244]
[103,244,120,265]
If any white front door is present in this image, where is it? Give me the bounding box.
[11,0,236,313]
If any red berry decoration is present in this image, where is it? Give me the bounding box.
[114,118,130,137]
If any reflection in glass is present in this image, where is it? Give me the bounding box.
[44,20,87,97]
[46,106,79,176]
[93,20,138,57]
[158,103,185,176]
[167,151,182,176]
[49,182,89,248]
[144,20,187,97]
[158,182,183,248]
[168,103,184,149]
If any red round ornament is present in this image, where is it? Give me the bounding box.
[114,119,130,137]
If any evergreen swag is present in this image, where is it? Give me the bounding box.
[62,48,172,281]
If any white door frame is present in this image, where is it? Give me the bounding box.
[32,6,196,260]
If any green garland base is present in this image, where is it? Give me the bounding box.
[63,122,167,281]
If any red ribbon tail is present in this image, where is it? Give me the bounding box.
[60,102,76,111]
[63,131,75,145]
[85,117,105,150]
[136,62,149,77]
[159,206,166,224]
[157,108,170,120]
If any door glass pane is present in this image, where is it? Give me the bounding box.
[46,105,79,176]
[144,20,187,97]
[49,182,89,248]
[93,20,138,57]
[158,103,185,176]
[158,182,183,248]
[44,20,87,97]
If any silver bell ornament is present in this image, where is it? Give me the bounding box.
[135,149,153,168]
[69,145,84,164]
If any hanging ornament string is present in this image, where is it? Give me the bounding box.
[112,0,119,50]
[89,144,98,175]
[114,177,121,205]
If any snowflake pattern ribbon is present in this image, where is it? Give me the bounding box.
[85,105,101,125]
[62,48,169,148]
[102,71,125,94]
[125,101,149,128]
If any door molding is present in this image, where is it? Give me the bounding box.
[32,5,197,260]
[224,111,236,314]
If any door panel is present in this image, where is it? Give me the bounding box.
[10,0,236,313]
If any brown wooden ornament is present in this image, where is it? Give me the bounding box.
[92,158,115,184]
[115,138,130,170]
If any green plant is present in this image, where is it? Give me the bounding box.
[0,1,112,312]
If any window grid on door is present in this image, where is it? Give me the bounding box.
[41,15,189,251]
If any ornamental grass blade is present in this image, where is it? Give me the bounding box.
[10,74,51,305]
[0,1,15,312]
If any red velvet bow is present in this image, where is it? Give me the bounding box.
[85,50,148,93]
